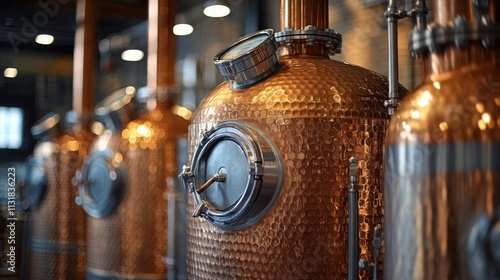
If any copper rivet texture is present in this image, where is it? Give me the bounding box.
[29,129,93,280]
[85,100,189,278]
[187,56,407,279]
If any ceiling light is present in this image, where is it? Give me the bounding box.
[173,23,194,36]
[203,1,230,18]
[121,49,144,62]
[4,68,18,78]
[35,34,54,45]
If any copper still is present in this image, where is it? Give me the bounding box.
[26,111,92,279]
[384,0,500,279]
[76,1,189,278]
[179,0,407,279]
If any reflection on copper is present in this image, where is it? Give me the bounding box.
[427,44,497,77]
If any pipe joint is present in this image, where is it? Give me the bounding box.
[410,0,500,56]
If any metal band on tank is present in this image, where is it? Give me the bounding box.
[386,141,500,176]
[385,141,500,279]
[86,268,167,280]
[30,241,84,253]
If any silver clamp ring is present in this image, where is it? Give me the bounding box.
[275,25,342,54]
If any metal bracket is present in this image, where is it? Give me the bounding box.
[384,0,428,115]
[178,165,195,193]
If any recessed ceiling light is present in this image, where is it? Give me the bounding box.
[4,68,18,78]
[173,23,194,36]
[121,49,144,62]
[203,2,230,18]
[35,34,54,45]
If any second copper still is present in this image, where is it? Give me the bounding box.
[26,112,92,279]
[76,86,188,279]
[76,1,189,277]
[179,0,407,279]
[384,0,500,279]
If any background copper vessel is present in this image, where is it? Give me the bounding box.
[27,112,92,280]
[80,1,189,278]
[79,86,189,279]
[184,0,407,279]
[384,0,500,279]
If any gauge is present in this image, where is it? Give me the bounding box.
[214,29,280,89]
[219,33,269,60]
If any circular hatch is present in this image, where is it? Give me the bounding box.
[181,121,283,230]
[76,151,127,218]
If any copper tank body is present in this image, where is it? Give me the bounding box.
[384,0,500,279]
[79,88,189,279]
[27,112,92,279]
[183,1,407,279]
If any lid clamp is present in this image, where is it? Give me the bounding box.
[275,25,342,54]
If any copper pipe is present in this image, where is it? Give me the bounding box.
[425,0,500,77]
[148,0,176,91]
[280,0,328,30]
[278,0,331,57]
[73,0,97,118]
[433,0,472,25]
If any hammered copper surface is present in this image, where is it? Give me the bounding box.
[186,55,407,279]
[29,129,93,280]
[384,0,500,278]
[86,100,189,278]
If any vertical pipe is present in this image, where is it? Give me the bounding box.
[148,0,176,92]
[347,190,359,280]
[73,0,97,118]
[280,0,328,30]
[386,0,399,116]
[147,0,158,91]
[347,157,359,280]
[148,0,180,278]
[415,0,427,31]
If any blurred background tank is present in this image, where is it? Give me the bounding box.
[26,111,92,279]
[179,0,407,279]
[76,0,190,279]
[384,0,500,279]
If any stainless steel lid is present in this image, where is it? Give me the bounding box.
[31,112,60,140]
[94,86,137,132]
